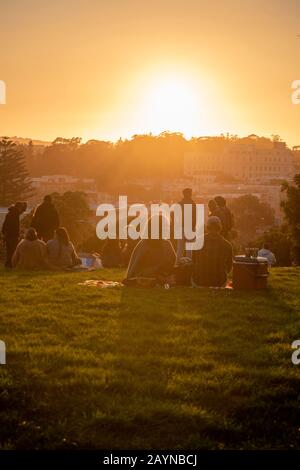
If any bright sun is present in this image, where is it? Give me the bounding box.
[140,74,203,137]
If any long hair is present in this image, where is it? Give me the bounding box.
[55,227,70,247]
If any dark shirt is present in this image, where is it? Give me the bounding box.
[1,206,20,238]
[31,201,59,234]
[192,232,233,287]
[102,240,123,268]
[220,206,234,237]
[178,197,197,231]
[209,207,226,231]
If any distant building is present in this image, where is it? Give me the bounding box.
[292,146,300,174]
[185,136,295,184]
[30,175,97,202]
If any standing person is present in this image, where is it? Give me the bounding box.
[1,201,27,268]
[31,195,59,242]
[214,196,234,240]
[177,188,196,261]
[12,228,47,270]
[208,199,226,231]
[192,216,233,287]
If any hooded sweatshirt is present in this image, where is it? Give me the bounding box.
[1,205,20,238]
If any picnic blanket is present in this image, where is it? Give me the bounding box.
[78,280,123,288]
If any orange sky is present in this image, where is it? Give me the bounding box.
[0,0,300,145]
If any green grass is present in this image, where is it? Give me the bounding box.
[1,267,300,449]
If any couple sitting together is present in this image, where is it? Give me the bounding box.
[123,215,233,288]
[12,227,81,270]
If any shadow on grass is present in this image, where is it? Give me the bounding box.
[1,269,300,449]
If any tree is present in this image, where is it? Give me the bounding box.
[49,191,92,246]
[281,175,300,264]
[0,138,33,205]
[229,194,275,243]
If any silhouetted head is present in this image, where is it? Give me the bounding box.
[25,227,38,241]
[44,195,52,204]
[15,201,27,214]
[55,227,70,246]
[207,216,222,234]
[208,199,218,212]
[214,196,226,208]
[263,243,270,250]
[183,188,192,199]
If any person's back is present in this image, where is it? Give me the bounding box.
[2,205,20,238]
[223,205,233,232]
[12,228,46,270]
[214,196,233,239]
[32,195,59,241]
[125,238,176,280]
[192,217,233,287]
[177,187,196,260]
[208,200,226,231]
[2,202,27,268]
[102,239,122,268]
[47,238,75,267]
[46,227,79,268]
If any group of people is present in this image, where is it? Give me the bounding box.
[1,189,276,287]
[123,189,234,287]
[1,195,80,270]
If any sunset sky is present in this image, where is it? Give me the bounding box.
[0,0,300,145]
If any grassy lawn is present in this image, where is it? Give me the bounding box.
[0,267,300,450]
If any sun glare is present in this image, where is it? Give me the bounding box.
[139,74,203,137]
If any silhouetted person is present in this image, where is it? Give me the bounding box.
[32,195,59,242]
[208,199,226,230]
[122,238,139,267]
[12,227,47,270]
[214,196,234,240]
[47,227,81,269]
[124,215,176,285]
[192,216,233,287]
[1,201,27,268]
[177,187,196,260]
[101,239,123,268]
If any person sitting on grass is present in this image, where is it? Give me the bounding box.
[12,227,47,270]
[192,216,233,288]
[46,227,81,269]
[123,216,176,286]
[258,243,276,267]
[101,239,123,268]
